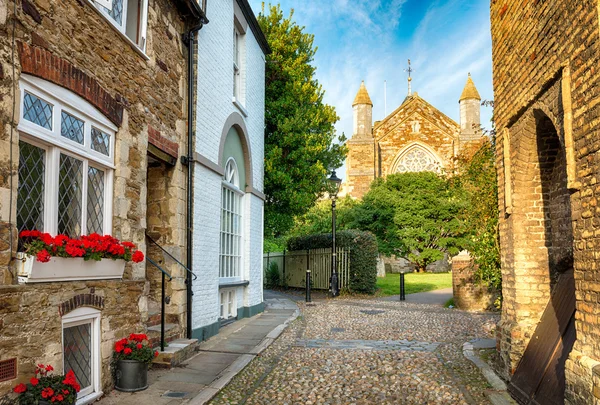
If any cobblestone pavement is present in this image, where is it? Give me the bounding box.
[209,298,500,405]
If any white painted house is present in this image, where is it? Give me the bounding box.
[191,0,269,340]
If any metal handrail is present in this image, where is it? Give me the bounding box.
[145,257,172,352]
[145,233,197,281]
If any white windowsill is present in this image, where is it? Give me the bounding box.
[232,97,248,117]
[77,391,103,405]
[85,1,150,61]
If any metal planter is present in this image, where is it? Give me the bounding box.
[114,359,148,392]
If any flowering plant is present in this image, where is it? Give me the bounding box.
[19,231,145,264]
[12,364,80,404]
[113,333,159,364]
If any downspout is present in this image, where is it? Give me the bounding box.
[183,14,207,339]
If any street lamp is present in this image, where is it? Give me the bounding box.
[328,170,342,297]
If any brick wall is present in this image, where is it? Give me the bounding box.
[490,1,600,402]
[451,253,495,312]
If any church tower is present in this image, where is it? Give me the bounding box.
[459,73,481,142]
[345,81,376,197]
[352,81,373,138]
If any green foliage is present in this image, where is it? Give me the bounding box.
[258,5,347,238]
[287,230,378,294]
[352,172,469,272]
[288,196,359,238]
[452,140,501,290]
[376,272,453,296]
[264,237,286,253]
[264,261,281,288]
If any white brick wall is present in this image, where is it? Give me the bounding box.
[192,0,265,331]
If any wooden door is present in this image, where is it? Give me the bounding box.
[508,270,576,405]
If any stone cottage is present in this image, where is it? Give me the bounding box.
[190,0,269,340]
[491,1,600,404]
[343,74,484,199]
[0,0,205,401]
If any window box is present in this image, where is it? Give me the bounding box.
[16,252,125,283]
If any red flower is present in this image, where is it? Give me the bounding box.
[40,233,53,245]
[136,343,143,349]
[45,364,54,372]
[19,230,31,238]
[122,241,136,249]
[53,234,69,246]
[36,249,51,263]
[56,394,64,401]
[41,387,54,398]
[124,348,132,355]
[30,377,39,386]
[63,389,70,395]
[108,244,125,256]
[13,383,26,393]
[129,333,147,342]
[154,350,159,357]
[132,250,145,263]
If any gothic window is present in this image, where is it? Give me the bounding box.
[395,146,440,173]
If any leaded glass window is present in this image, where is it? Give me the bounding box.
[17,141,45,232]
[17,75,115,238]
[61,111,84,144]
[396,147,441,173]
[63,323,92,391]
[58,154,83,237]
[91,127,110,156]
[101,0,124,26]
[23,92,52,130]
[220,159,242,279]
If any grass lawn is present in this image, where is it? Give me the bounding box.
[376,272,452,296]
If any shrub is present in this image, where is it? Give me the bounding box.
[287,229,378,294]
[264,261,281,288]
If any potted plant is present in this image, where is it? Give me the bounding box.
[13,364,80,404]
[113,333,158,392]
[17,231,144,283]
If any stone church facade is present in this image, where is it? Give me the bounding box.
[491,2,600,404]
[344,74,483,199]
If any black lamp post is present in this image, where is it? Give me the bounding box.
[328,170,342,297]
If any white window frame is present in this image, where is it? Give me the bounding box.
[233,26,241,100]
[18,74,116,236]
[62,307,102,404]
[91,0,149,53]
[219,158,243,281]
[219,289,237,320]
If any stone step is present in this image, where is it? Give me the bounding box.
[152,338,199,369]
[147,323,182,348]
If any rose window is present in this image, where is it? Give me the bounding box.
[396,147,440,173]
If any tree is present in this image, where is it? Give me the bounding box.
[452,138,501,290]
[352,172,469,272]
[288,196,359,238]
[258,5,347,238]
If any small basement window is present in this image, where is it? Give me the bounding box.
[93,0,148,51]
[62,307,102,403]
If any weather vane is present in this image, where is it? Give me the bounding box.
[404,59,413,96]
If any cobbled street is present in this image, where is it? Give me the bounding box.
[209,297,500,405]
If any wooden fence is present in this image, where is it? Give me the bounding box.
[264,248,350,290]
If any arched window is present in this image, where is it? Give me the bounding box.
[16,75,116,238]
[394,144,441,173]
[220,157,243,280]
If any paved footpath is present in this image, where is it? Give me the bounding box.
[209,296,501,405]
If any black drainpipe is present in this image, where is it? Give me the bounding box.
[183,13,207,339]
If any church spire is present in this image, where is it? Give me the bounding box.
[459,73,481,101]
[404,59,413,96]
[352,81,373,106]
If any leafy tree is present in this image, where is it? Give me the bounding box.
[258,5,347,238]
[288,196,359,238]
[352,172,469,272]
[452,138,501,290]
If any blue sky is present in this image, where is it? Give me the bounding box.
[248,0,494,178]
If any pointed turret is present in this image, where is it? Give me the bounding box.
[459,73,481,101]
[352,81,373,138]
[352,81,373,106]
[459,73,481,142]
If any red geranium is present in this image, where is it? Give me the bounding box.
[132,250,145,263]
[30,377,39,386]
[114,333,156,364]
[41,387,54,398]
[36,249,51,263]
[13,383,26,393]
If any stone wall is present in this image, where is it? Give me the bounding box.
[0,280,147,398]
[490,1,600,402]
[451,253,494,312]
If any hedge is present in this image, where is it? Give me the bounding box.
[287,229,378,294]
